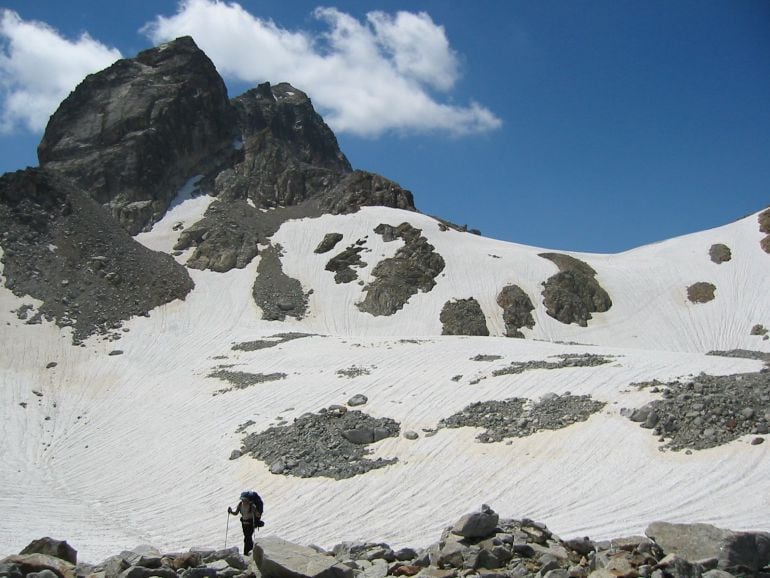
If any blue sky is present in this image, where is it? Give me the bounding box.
[1,1,768,253]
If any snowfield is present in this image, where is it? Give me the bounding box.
[1,201,769,563]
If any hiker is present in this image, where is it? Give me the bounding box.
[228,491,264,555]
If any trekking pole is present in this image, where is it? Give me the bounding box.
[224,511,230,549]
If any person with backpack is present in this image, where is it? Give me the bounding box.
[228,490,264,555]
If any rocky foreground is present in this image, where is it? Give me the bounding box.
[3,506,769,578]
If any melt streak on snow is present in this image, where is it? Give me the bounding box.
[1,195,769,562]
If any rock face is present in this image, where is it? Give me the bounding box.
[326,243,368,284]
[538,253,611,327]
[687,281,717,304]
[357,223,445,316]
[440,298,489,336]
[709,243,732,264]
[315,233,344,254]
[37,37,416,272]
[496,285,535,337]
[0,169,194,342]
[217,82,351,207]
[38,37,235,235]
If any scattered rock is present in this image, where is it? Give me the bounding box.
[439,394,605,443]
[347,394,368,407]
[440,298,489,336]
[326,244,367,284]
[687,282,717,304]
[241,408,399,479]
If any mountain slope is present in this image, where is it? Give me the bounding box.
[0,36,768,563]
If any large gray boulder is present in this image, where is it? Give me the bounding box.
[19,538,77,565]
[646,521,770,574]
[38,36,235,235]
[451,505,500,539]
[255,536,353,578]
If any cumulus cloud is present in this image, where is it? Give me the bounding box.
[0,9,121,133]
[143,0,501,136]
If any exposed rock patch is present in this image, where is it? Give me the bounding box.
[38,37,235,235]
[750,324,768,339]
[491,354,615,378]
[539,253,612,327]
[357,223,445,316]
[174,200,261,271]
[0,168,194,342]
[626,370,770,451]
[314,233,343,254]
[241,408,399,479]
[326,243,368,283]
[252,244,309,321]
[687,281,717,304]
[208,370,286,394]
[440,298,489,336]
[320,171,415,215]
[496,284,535,337]
[337,367,373,379]
[709,243,732,264]
[231,333,314,351]
[759,207,770,254]
[438,394,606,443]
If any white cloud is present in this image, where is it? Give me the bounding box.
[143,0,501,137]
[0,9,121,133]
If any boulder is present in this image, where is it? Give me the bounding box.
[315,233,344,254]
[451,505,500,539]
[0,554,77,578]
[686,282,717,304]
[646,522,731,562]
[255,536,353,578]
[20,539,77,565]
[538,253,612,326]
[347,394,368,407]
[709,244,732,264]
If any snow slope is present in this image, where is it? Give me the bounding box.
[1,200,768,562]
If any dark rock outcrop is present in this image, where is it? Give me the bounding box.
[314,233,343,254]
[539,253,612,327]
[357,223,445,316]
[496,285,535,338]
[0,168,193,342]
[759,207,770,254]
[38,36,235,235]
[325,244,367,283]
[440,298,489,336]
[687,281,717,304]
[252,244,308,321]
[709,243,732,264]
[320,171,415,215]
